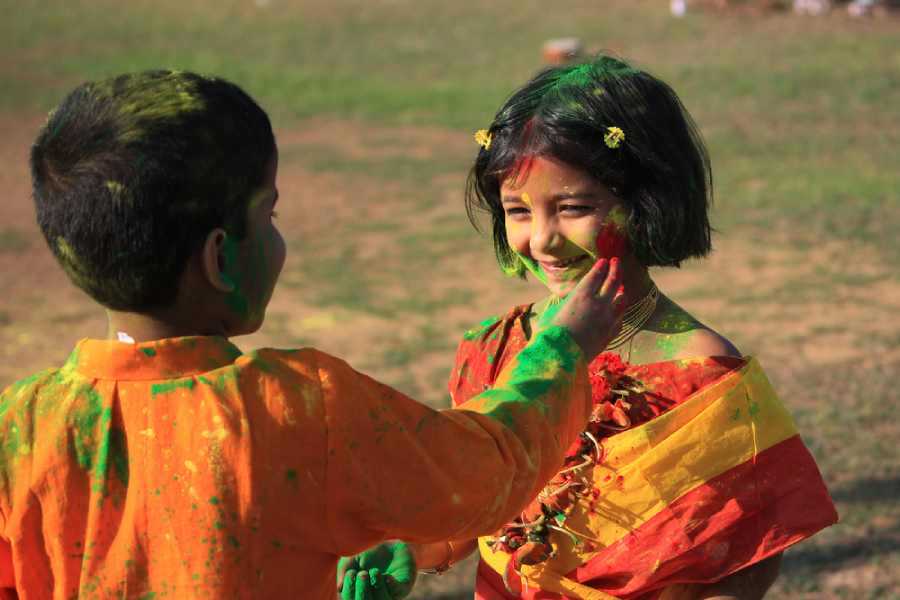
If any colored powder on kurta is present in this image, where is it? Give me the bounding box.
[140,348,157,357]
[285,468,298,488]
[151,379,196,397]
[480,326,580,427]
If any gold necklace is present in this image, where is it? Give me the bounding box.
[605,282,659,350]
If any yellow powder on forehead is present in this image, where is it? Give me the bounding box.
[522,192,533,207]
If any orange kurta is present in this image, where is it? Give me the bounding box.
[0,328,591,600]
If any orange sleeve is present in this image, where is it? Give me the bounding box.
[320,326,592,556]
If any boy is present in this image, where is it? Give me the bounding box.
[0,71,625,599]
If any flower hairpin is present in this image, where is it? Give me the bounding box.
[604,126,625,149]
[474,129,492,151]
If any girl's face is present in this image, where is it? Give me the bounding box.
[500,156,627,298]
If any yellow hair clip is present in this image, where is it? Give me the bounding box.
[604,126,625,149]
[474,129,492,151]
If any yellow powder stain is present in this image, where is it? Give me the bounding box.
[451,493,462,505]
[201,428,228,442]
[521,192,534,208]
[189,486,200,501]
[184,460,198,473]
[139,428,155,438]
[212,415,223,425]
[55,237,94,287]
[105,181,126,197]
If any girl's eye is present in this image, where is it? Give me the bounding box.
[560,204,594,214]
[504,207,530,217]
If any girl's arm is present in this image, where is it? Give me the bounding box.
[409,538,478,572]
[696,553,782,600]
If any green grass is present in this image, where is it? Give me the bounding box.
[4,1,897,257]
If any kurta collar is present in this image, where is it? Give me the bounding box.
[66,336,243,381]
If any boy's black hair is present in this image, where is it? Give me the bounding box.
[466,54,713,275]
[31,70,275,311]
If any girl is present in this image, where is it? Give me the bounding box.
[340,55,837,600]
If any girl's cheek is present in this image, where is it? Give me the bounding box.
[505,220,530,252]
[592,207,629,258]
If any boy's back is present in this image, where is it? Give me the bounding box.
[2,337,339,598]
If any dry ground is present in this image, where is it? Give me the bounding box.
[1,114,898,598]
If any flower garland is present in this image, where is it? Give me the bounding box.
[485,353,645,577]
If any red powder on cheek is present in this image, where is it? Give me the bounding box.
[594,220,628,258]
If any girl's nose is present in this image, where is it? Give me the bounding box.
[530,218,564,255]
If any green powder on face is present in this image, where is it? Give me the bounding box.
[140,347,157,357]
[516,253,550,287]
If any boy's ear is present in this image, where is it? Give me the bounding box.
[201,228,236,293]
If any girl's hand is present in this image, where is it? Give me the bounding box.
[539,257,625,362]
[337,542,417,600]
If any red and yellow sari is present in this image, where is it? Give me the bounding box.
[449,305,837,600]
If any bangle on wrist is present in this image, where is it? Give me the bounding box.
[420,541,454,575]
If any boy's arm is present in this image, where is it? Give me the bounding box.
[322,257,622,556]
[320,324,592,556]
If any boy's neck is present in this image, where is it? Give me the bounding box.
[105,309,227,343]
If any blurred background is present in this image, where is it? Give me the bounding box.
[2,0,898,597]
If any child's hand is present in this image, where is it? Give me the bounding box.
[540,257,625,362]
[337,542,417,600]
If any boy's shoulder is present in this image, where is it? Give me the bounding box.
[1,368,61,407]
[241,346,363,389]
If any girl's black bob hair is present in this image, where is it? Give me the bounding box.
[466,54,713,276]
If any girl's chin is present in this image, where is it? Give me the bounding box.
[545,281,579,298]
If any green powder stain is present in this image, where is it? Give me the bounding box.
[227,535,240,549]
[221,236,249,319]
[150,378,196,397]
[140,347,157,357]
[209,496,220,505]
[462,316,499,341]
[656,335,681,360]
[214,520,224,530]
[517,253,550,287]
[480,326,580,428]
[285,468,299,489]
[732,407,742,421]
[749,402,761,418]
[138,593,156,600]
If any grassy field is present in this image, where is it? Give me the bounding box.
[2,1,899,597]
